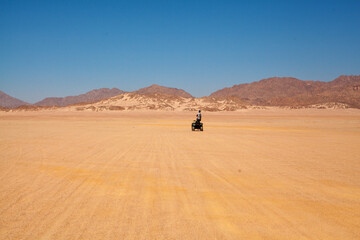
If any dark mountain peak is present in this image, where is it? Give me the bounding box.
[134,84,193,98]
[260,76,299,82]
[210,77,307,98]
[257,77,304,85]
[0,91,29,108]
[35,88,125,107]
[330,75,360,84]
[88,87,122,93]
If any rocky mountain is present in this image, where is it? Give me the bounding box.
[35,88,125,107]
[0,91,29,108]
[4,75,360,112]
[134,84,193,98]
[210,75,360,108]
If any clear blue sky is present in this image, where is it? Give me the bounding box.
[1,0,359,103]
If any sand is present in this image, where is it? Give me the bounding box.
[1,109,360,239]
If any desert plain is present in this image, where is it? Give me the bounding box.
[1,109,360,239]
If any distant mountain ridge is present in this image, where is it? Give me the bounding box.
[0,91,29,108]
[134,84,193,98]
[2,75,360,110]
[210,75,360,108]
[35,88,125,107]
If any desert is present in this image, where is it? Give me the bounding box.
[2,1,360,238]
[1,108,360,239]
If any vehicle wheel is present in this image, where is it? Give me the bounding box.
[200,126,203,131]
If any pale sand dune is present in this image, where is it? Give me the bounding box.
[1,109,360,239]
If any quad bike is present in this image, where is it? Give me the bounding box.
[192,120,203,131]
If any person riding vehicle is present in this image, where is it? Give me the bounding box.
[196,110,201,124]
[192,110,203,131]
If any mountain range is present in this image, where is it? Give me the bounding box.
[211,75,360,108]
[1,75,360,110]
[34,88,125,107]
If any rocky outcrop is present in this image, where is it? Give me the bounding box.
[210,75,360,108]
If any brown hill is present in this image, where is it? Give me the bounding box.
[0,91,29,108]
[134,84,193,98]
[210,75,360,108]
[35,88,125,107]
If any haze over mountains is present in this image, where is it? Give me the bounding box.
[1,75,360,110]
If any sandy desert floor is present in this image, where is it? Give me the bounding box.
[1,109,360,239]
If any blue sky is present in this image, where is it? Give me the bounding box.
[1,0,359,103]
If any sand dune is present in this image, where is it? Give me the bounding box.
[68,93,249,112]
[1,109,360,239]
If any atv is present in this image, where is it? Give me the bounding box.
[192,120,203,131]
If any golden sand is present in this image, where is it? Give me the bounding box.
[1,109,360,239]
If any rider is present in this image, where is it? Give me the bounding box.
[196,110,201,124]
